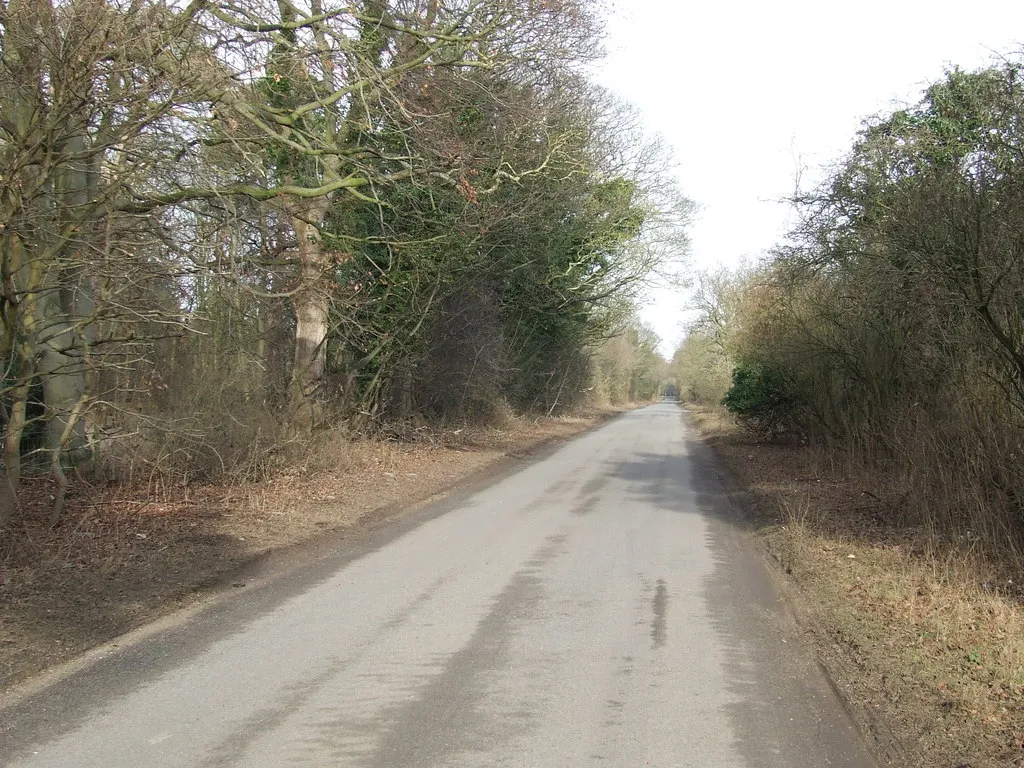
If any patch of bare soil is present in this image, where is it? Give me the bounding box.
[687,406,1024,768]
[0,408,624,691]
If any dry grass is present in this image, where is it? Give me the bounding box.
[0,408,626,691]
[687,404,1024,768]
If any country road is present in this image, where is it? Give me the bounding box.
[0,404,875,767]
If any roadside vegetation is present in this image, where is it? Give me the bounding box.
[675,59,1024,767]
[0,0,680,684]
[0,0,684,532]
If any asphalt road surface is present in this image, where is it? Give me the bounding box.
[0,403,876,767]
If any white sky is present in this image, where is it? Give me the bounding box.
[593,0,1024,355]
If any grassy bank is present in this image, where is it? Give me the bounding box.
[687,405,1024,768]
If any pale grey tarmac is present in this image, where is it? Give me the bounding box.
[0,403,876,767]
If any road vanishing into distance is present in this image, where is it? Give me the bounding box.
[0,404,875,767]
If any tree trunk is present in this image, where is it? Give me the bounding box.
[0,368,31,529]
[37,310,89,464]
[38,129,97,471]
[47,393,87,527]
[287,203,331,431]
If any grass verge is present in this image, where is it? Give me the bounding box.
[687,404,1024,768]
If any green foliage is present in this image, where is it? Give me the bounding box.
[722,363,798,427]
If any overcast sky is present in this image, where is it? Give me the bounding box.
[592,0,1024,355]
